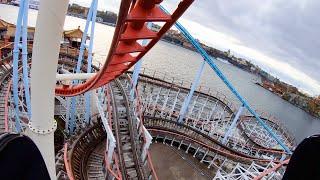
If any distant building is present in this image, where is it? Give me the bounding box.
[0,19,35,41]
[96,17,103,23]
[11,0,39,9]
[150,23,161,32]
[63,26,89,48]
[0,0,10,3]
[83,7,89,17]
[0,19,88,48]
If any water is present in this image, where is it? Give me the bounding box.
[1,4,319,143]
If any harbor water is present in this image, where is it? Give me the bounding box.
[1,4,319,143]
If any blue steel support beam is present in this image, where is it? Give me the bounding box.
[222,104,244,144]
[85,0,98,123]
[130,60,143,100]
[178,60,205,123]
[69,0,97,132]
[22,0,31,119]
[160,6,291,153]
[12,0,28,132]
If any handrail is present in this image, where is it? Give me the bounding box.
[104,86,122,179]
[146,151,159,180]
[63,143,75,180]
[131,67,237,112]
[147,128,281,164]
[126,75,158,180]
[104,154,122,180]
[0,42,14,50]
[4,80,12,132]
[253,159,290,180]
[131,69,237,113]
[145,104,289,157]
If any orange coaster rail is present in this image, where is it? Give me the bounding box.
[55,0,194,96]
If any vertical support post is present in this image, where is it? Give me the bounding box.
[85,0,98,123]
[94,92,116,166]
[178,60,205,123]
[21,0,31,119]
[160,6,291,154]
[222,105,244,144]
[130,58,143,100]
[69,0,97,131]
[141,126,153,162]
[12,0,26,132]
[27,0,69,179]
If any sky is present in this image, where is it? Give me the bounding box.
[70,0,320,96]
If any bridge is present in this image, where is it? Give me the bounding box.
[0,0,294,179]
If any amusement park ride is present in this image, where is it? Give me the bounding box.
[0,0,296,179]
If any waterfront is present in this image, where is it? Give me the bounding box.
[0,4,319,143]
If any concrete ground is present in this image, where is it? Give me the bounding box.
[149,143,214,180]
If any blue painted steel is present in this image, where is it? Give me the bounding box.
[178,60,205,123]
[12,0,28,132]
[69,0,98,131]
[222,105,244,144]
[21,0,31,119]
[85,0,98,123]
[160,6,291,153]
[130,60,142,100]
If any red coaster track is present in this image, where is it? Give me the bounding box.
[55,0,194,96]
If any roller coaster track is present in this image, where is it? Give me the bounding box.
[239,116,294,150]
[119,72,293,155]
[143,117,289,179]
[63,122,106,180]
[1,54,98,133]
[55,0,194,96]
[110,79,145,179]
[0,0,293,177]
[0,63,12,132]
[143,117,286,162]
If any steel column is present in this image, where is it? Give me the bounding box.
[28,0,69,178]
[21,0,31,119]
[222,105,244,144]
[85,0,98,123]
[160,6,291,154]
[178,60,205,123]
[69,0,98,131]
[12,0,27,132]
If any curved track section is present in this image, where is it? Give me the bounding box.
[239,116,295,150]
[110,79,145,179]
[120,71,292,156]
[0,62,12,132]
[67,122,106,180]
[55,0,194,96]
[144,117,286,161]
[86,141,106,179]
[144,117,289,178]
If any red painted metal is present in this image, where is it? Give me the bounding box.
[55,0,194,96]
[253,159,290,180]
[64,143,75,180]
[147,128,282,164]
[4,80,11,132]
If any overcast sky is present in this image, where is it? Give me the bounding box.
[70,0,320,96]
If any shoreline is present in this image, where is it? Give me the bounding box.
[1,3,319,120]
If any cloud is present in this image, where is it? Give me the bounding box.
[72,0,320,95]
[169,0,320,95]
